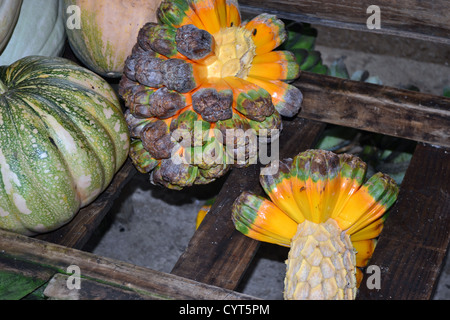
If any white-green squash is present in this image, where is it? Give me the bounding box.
[0,56,130,235]
[0,0,66,66]
[0,0,22,53]
[62,0,162,78]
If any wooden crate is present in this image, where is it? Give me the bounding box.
[1,0,449,300]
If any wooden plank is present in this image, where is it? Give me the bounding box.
[239,0,450,44]
[0,255,55,284]
[36,159,137,249]
[357,143,450,300]
[171,118,326,290]
[0,230,258,300]
[44,273,149,300]
[295,71,450,148]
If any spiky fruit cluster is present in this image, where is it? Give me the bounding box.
[119,0,303,189]
[232,149,399,300]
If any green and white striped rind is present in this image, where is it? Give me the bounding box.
[62,0,120,78]
[0,56,130,235]
[62,0,160,78]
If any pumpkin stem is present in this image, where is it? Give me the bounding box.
[0,79,7,95]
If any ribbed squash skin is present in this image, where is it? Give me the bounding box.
[0,56,130,235]
[0,0,66,66]
[63,0,162,78]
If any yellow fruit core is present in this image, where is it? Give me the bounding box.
[284,219,357,300]
[206,27,256,79]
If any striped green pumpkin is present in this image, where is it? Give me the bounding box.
[0,56,130,235]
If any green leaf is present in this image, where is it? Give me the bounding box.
[292,48,308,66]
[315,126,358,151]
[299,51,322,71]
[282,21,318,51]
[0,271,48,300]
[308,63,329,75]
[286,33,316,51]
[443,87,450,97]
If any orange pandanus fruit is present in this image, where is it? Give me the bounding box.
[119,0,303,189]
[232,149,399,300]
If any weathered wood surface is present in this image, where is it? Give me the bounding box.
[358,143,450,300]
[36,159,137,250]
[171,117,326,290]
[240,0,450,44]
[295,71,450,149]
[0,230,258,300]
[43,273,150,300]
[0,254,55,299]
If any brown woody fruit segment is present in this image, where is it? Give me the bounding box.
[216,114,251,145]
[118,76,140,106]
[151,159,199,190]
[129,86,156,118]
[225,77,275,121]
[237,90,274,122]
[141,120,174,159]
[176,24,215,61]
[278,84,304,118]
[192,87,233,122]
[131,42,149,56]
[129,140,160,174]
[125,110,154,139]
[137,22,159,52]
[162,59,201,93]
[248,111,283,143]
[148,87,187,119]
[134,55,165,88]
[245,76,303,118]
[198,163,229,181]
[123,54,140,81]
[170,109,211,147]
[147,24,179,58]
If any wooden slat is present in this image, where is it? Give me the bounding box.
[36,160,137,249]
[171,118,326,290]
[0,255,55,299]
[0,255,55,284]
[295,71,450,148]
[239,0,450,44]
[358,143,450,300]
[0,230,258,300]
[44,274,149,300]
